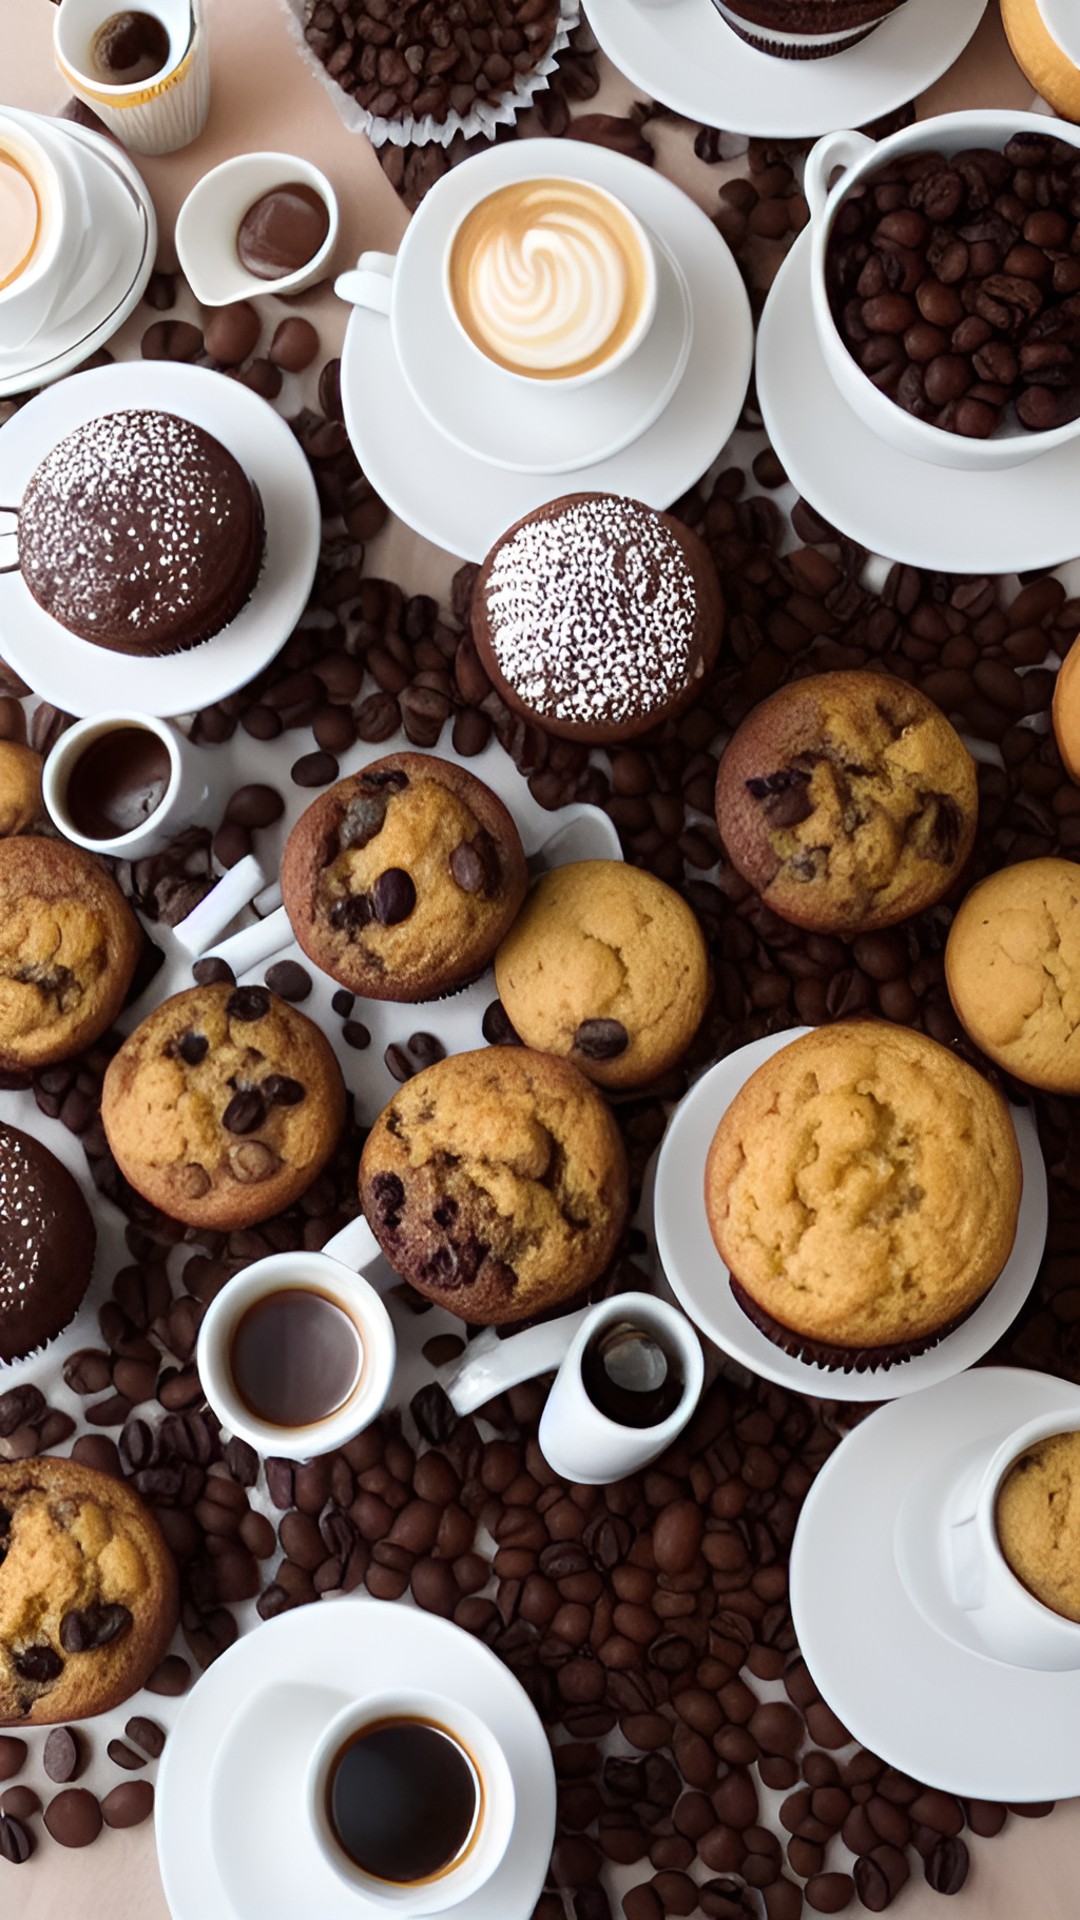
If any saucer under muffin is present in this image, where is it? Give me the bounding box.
[17,409,264,657]
[704,1022,1023,1370]
[470,493,724,745]
[714,671,977,935]
[101,983,346,1230]
[359,1047,629,1324]
[280,753,528,1003]
[0,837,141,1070]
[494,861,711,1089]
[0,1123,95,1363]
[0,1456,178,1726]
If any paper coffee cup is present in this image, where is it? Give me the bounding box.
[53,0,211,156]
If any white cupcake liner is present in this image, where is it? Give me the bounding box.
[279,0,580,149]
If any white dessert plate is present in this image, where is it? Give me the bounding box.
[756,229,1080,572]
[0,360,320,718]
[653,1028,1048,1402]
[0,115,156,399]
[157,1599,557,1920]
[393,215,692,476]
[340,137,753,560]
[585,0,988,139]
[790,1366,1080,1799]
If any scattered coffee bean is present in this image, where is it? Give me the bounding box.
[43,1789,102,1848]
[101,1781,154,1829]
[0,1814,31,1863]
[43,1728,80,1784]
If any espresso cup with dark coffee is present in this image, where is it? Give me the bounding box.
[42,710,216,858]
[308,1689,515,1911]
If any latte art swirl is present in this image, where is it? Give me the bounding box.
[449,180,651,380]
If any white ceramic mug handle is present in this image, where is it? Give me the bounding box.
[322,1214,384,1272]
[443,1308,594,1416]
[334,252,396,315]
[802,129,876,224]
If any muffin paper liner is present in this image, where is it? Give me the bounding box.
[279,0,580,150]
[728,1273,987,1373]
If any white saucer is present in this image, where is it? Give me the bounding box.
[157,1600,557,1920]
[757,229,1080,571]
[394,217,692,476]
[653,1029,1048,1402]
[0,116,156,400]
[0,361,320,718]
[790,1366,1080,1799]
[585,0,987,138]
[340,137,753,560]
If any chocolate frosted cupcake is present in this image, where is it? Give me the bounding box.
[0,1124,95,1362]
[471,494,724,745]
[705,1023,1022,1371]
[713,0,908,58]
[17,410,264,657]
[281,753,528,1003]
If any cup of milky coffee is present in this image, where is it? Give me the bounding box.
[42,710,216,859]
[307,1689,515,1911]
[0,114,69,354]
[947,1408,1080,1670]
[196,1237,397,1460]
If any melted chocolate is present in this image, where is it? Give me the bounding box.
[236,183,329,281]
[90,10,170,84]
[65,727,171,841]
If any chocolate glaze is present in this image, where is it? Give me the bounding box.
[0,1124,95,1362]
[90,10,170,85]
[236,183,329,281]
[65,728,171,842]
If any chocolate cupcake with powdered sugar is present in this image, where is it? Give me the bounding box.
[713,0,908,58]
[470,494,724,745]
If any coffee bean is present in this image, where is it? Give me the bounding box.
[142,319,202,362]
[0,1814,31,1862]
[0,1787,38,1821]
[124,1716,165,1758]
[804,1872,853,1913]
[193,957,236,987]
[292,749,339,788]
[107,1741,144,1771]
[0,1738,26,1782]
[225,784,284,829]
[924,1836,969,1894]
[44,1789,101,1847]
[205,302,260,366]
[60,1603,131,1653]
[263,961,312,1002]
[102,1780,154,1828]
[43,1728,80,1783]
[227,986,270,1022]
[574,1019,629,1061]
[270,317,319,372]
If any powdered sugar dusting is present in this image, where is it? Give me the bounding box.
[19,410,257,650]
[483,496,698,726]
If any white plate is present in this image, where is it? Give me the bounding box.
[790,1366,1080,1799]
[340,137,753,560]
[653,1028,1048,1401]
[156,1599,557,1920]
[0,360,320,718]
[0,117,157,400]
[585,0,988,138]
[394,217,692,476]
[756,229,1080,572]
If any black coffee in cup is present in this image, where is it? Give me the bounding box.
[580,1319,685,1429]
[327,1717,479,1883]
[64,725,171,841]
[90,10,170,84]
[229,1289,363,1428]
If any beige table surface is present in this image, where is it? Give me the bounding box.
[2,0,1079,1914]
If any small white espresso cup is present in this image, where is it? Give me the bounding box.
[0,114,69,353]
[946,1410,1080,1671]
[803,108,1080,473]
[53,0,211,156]
[444,1291,704,1485]
[196,1220,397,1459]
[335,158,658,405]
[42,710,216,859]
[307,1689,515,1913]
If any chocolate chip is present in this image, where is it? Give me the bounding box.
[262,1074,306,1106]
[43,1728,80,1783]
[176,1031,209,1065]
[59,1604,131,1653]
[222,1089,267,1134]
[145,1655,190,1696]
[229,1142,279,1184]
[0,1814,31,1862]
[574,1019,629,1061]
[370,1171,405,1229]
[373,868,416,925]
[0,1787,38,1821]
[44,1788,101,1848]
[0,1738,26,1781]
[226,986,271,1021]
[292,750,339,788]
[339,793,389,850]
[106,1741,145,1771]
[224,784,284,829]
[449,831,499,895]
[330,891,374,932]
[13,1645,63,1682]
[101,1780,154,1829]
[124,1716,165,1759]
[192,957,235,987]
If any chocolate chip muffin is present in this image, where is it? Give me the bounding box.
[995,1429,1080,1621]
[0,1456,178,1727]
[101,984,346,1230]
[705,1022,1023,1369]
[280,753,528,1003]
[17,410,264,657]
[715,672,977,935]
[1052,635,1080,785]
[0,1124,95,1362]
[0,743,41,837]
[471,494,725,745]
[494,862,711,1090]
[945,857,1080,1093]
[359,1048,629,1325]
[0,837,141,1071]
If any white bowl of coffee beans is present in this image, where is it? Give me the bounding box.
[805,109,1080,471]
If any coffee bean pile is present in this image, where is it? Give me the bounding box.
[827,131,1080,437]
[303,0,562,128]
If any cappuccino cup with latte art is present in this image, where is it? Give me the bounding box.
[445,177,657,386]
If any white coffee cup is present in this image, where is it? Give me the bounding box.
[307,1690,515,1913]
[175,152,339,306]
[444,1291,704,1485]
[196,1219,397,1459]
[946,1410,1080,1671]
[43,710,218,858]
[53,0,211,156]
[803,108,1080,473]
[335,164,659,410]
[0,115,69,353]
